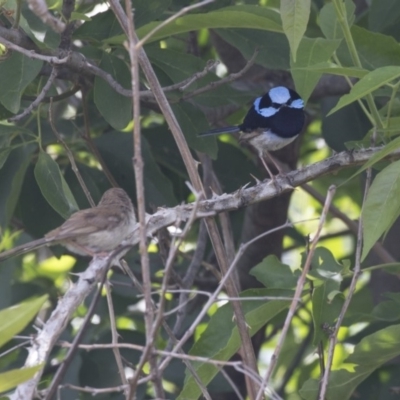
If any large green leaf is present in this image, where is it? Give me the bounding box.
[322,98,371,151]
[95,133,177,207]
[34,151,79,219]
[108,5,283,44]
[0,364,44,392]
[372,292,400,321]
[361,160,400,261]
[172,103,218,158]
[250,255,300,289]
[300,324,400,400]
[0,145,35,228]
[216,29,290,70]
[94,52,132,130]
[0,52,42,113]
[337,26,400,70]
[292,62,368,79]
[178,288,291,400]
[280,0,311,62]
[369,0,400,33]
[319,0,355,40]
[291,37,341,103]
[0,295,48,348]
[146,47,206,86]
[73,10,123,42]
[329,66,400,115]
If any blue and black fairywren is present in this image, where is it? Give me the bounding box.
[200,86,305,179]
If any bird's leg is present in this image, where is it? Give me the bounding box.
[265,152,295,187]
[257,150,282,192]
[265,151,285,175]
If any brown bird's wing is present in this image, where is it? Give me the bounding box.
[45,207,124,241]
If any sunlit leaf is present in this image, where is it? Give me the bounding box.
[280,0,311,61]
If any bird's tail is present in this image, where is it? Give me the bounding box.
[198,126,240,137]
[0,238,50,262]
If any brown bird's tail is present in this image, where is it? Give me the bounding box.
[0,238,50,262]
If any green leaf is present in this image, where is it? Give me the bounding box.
[172,103,218,158]
[292,62,368,79]
[34,151,79,219]
[216,29,290,70]
[73,10,123,42]
[369,0,400,33]
[178,288,291,400]
[329,66,400,115]
[95,133,177,207]
[110,5,283,44]
[0,145,35,228]
[322,100,371,152]
[337,26,400,70]
[133,0,172,29]
[250,255,300,289]
[280,0,311,62]
[291,37,341,103]
[146,47,206,85]
[308,247,345,282]
[361,160,400,261]
[319,0,355,40]
[300,324,400,400]
[0,295,48,348]
[0,148,11,170]
[94,52,132,130]
[0,52,42,113]
[0,364,44,392]
[70,12,91,22]
[372,296,400,321]
[345,135,400,182]
[312,280,344,345]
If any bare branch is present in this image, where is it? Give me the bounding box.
[27,0,66,33]
[48,99,96,208]
[9,67,58,122]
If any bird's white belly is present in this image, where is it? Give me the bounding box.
[248,130,298,152]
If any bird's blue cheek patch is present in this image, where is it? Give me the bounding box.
[253,97,278,117]
[291,99,304,109]
[258,107,278,117]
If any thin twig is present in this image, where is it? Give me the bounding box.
[60,341,245,368]
[182,48,260,101]
[155,191,202,342]
[167,220,207,344]
[59,383,128,396]
[48,98,96,208]
[0,36,69,63]
[255,185,336,400]
[105,280,129,398]
[123,1,160,397]
[23,84,80,103]
[135,0,215,49]
[9,67,57,122]
[318,171,373,399]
